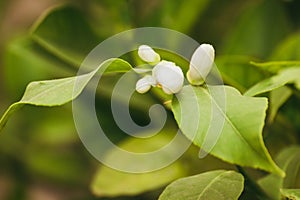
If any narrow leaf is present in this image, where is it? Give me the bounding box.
[250,61,300,74]
[244,67,300,97]
[268,86,292,123]
[158,170,244,200]
[0,58,132,132]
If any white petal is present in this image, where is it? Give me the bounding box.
[153,60,184,94]
[138,45,161,64]
[187,43,215,85]
[136,75,156,94]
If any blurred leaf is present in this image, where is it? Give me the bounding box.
[263,113,298,157]
[25,147,87,184]
[268,86,292,124]
[271,33,300,61]
[91,119,235,197]
[215,56,267,92]
[250,61,300,74]
[31,5,100,67]
[280,96,300,134]
[244,67,300,97]
[222,0,290,58]
[0,58,132,132]
[281,189,300,200]
[161,0,210,33]
[91,133,187,197]
[30,106,77,145]
[3,37,73,98]
[87,0,132,36]
[130,0,210,33]
[245,63,300,125]
[172,85,284,176]
[258,146,300,200]
[158,170,244,200]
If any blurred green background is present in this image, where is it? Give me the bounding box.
[0,0,300,199]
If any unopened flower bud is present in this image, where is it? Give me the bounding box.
[136,75,156,94]
[138,45,161,64]
[152,61,184,94]
[187,44,215,85]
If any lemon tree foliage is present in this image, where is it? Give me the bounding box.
[91,133,187,197]
[258,146,300,200]
[2,2,300,200]
[245,67,300,97]
[172,85,284,176]
[159,170,244,200]
[0,58,132,131]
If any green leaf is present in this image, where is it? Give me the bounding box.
[31,5,100,67]
[244,67,300,97]
[268,86,292,123]
[215,56,267,92]
[0,58,132,132]
[158,170,244,200]
[162,0,210,33]
[25,146,87,184]
[3,37,73,98]
[172,85,284,176]
[86,0,132,37]
[250,61,300,74]
[281,189,300,200]
[131,0,210,33]
[258,146,300,200]
[91,132,187,197]
[271,33,300,61]
[222,0,290,58]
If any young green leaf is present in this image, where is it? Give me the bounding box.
[258,146,300,200]
[268,86,292,123]
[0,58,132,132]
[244,67,300,97]
[158,170,244,200]
[172,85,284,176]
[281,189,300,200]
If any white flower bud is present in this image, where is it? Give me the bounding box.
[152,61,184,94]
[187,44,215,85]
[138,45,161,64]
[136,75,156,94]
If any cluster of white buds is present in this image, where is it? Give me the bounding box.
[135,44,215,94]
[136,45,184,94]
